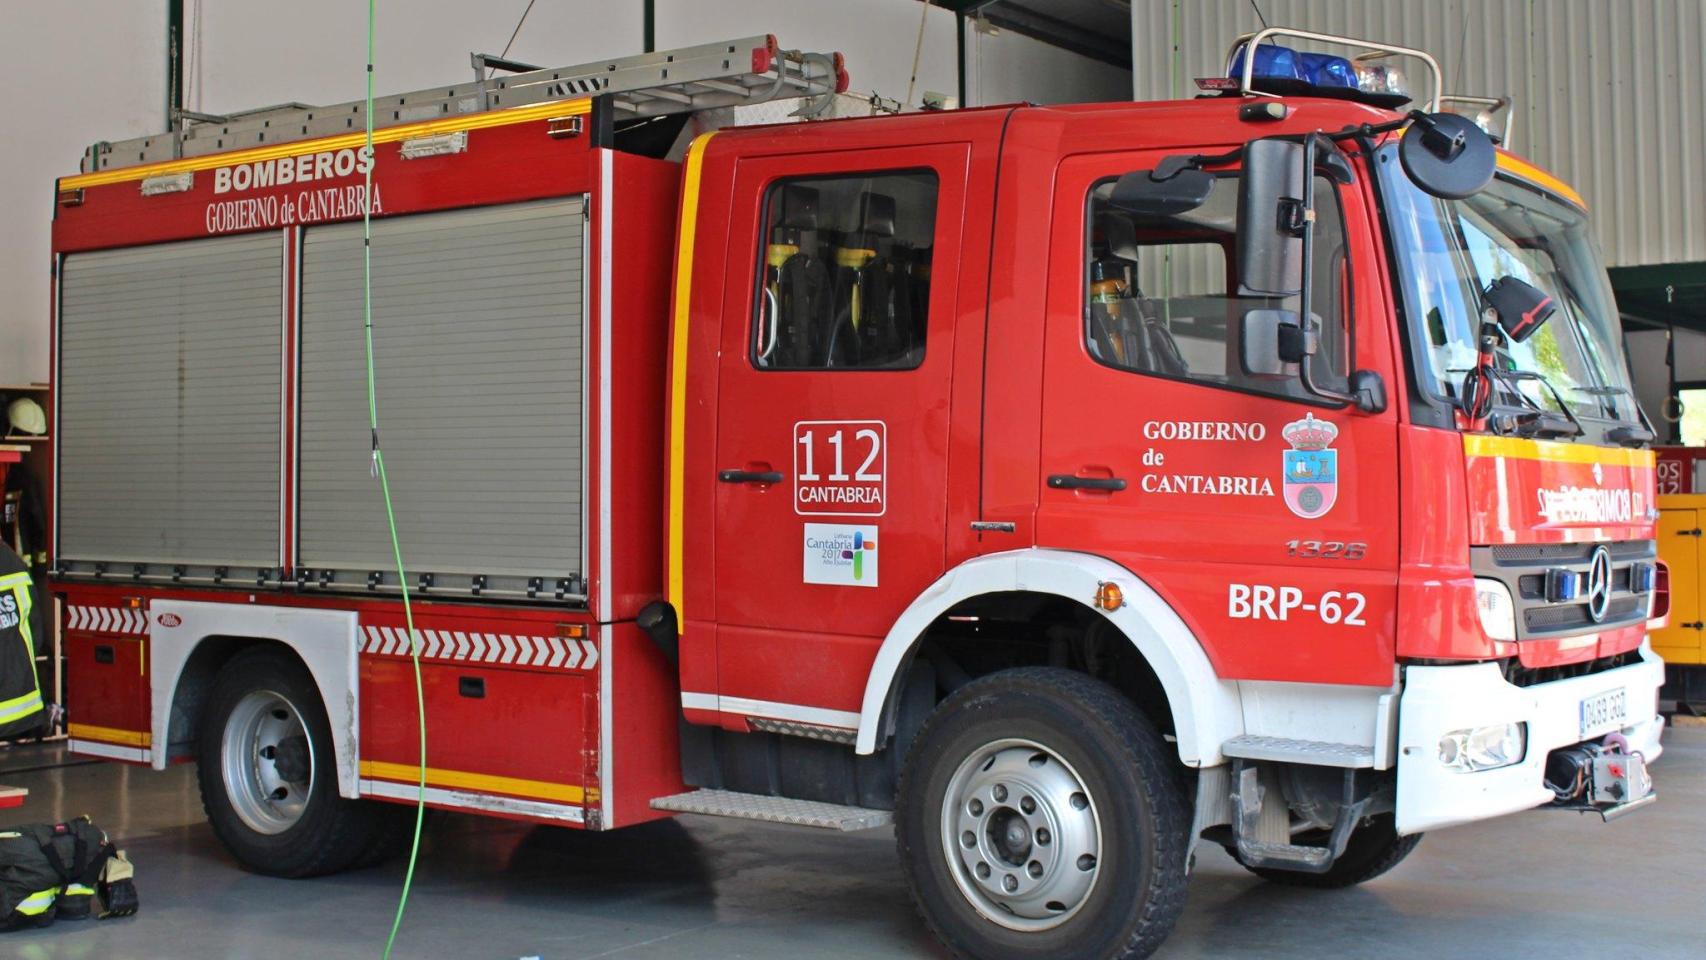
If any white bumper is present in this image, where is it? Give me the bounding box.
[1395,641,1665,835]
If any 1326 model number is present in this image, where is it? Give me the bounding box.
[1286,540,1367,560]
[1228,583,1368,626]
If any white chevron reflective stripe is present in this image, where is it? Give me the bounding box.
[66,606,147,635]
[356,624,597,671]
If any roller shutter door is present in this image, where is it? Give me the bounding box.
[297,198,585,595]
[57,233,284,570]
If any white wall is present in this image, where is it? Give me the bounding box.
[187,0,1126,122]
[3,1,1130,386]
[1,2,168,385]
[965,19,1132,106]
[189,0,644,116]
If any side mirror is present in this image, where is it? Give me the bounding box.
[1399,112,1495,200]
[1242,309,1389,414]
[1239,309,1308,379]
[1109,166,1216,218]
[1483,275,1555,342]
[1236,138,1305,297]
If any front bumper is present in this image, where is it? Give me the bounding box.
[1395,641,1665,835]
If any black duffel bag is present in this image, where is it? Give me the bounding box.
[0,816,137,929]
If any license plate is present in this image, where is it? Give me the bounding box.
[1580,688,1627,740]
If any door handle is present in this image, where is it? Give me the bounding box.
[719,469,784,485]
[1048,474,1127,491]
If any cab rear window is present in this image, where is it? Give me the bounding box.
[752,171,938,370]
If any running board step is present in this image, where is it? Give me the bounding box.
[1222,735,1375,768]
[651,789,891,831]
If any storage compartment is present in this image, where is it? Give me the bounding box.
[63,630,150,761]
[297,198,587,600]
[360,614,597,824]
[57,234,284,575]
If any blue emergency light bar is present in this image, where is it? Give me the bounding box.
[1228,43,1358,89]
[1216,27,1443,112]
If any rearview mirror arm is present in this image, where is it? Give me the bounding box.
[1293,132,1381,413]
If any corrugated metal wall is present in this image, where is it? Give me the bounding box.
[1130,1,1706,268]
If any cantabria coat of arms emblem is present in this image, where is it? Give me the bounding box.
[1281,414,1339,519]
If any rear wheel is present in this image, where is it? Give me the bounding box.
[1232,813,1421,888]
[896,667,1188,960]
[197,647,391,877]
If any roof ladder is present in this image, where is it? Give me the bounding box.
[82,35,847,174]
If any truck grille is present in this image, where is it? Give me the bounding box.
[1472,540,1654,641]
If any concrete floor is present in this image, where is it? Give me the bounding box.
[1,730,1702,959]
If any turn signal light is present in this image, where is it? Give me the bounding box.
[1095,582,1124,611]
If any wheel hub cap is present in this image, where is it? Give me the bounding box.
[941,738,1102,931]
[221,690,314,835]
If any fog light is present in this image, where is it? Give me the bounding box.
[1438,722,1526,772]
[1474,578,1517,641]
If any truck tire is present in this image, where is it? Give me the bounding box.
[1232,814,1421,888]
[196,647,386,877]
[896,667,1188,960]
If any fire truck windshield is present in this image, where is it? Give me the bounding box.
[1377,144,1639,426]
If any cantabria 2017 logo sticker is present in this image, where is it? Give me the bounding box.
[802,523,878,587]
[1281,414,1339,519]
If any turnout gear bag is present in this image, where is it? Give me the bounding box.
[0,817,137,929]
[0,544,44,739]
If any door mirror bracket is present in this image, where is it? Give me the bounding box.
[1240,309,1386,413]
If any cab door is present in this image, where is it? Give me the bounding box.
[711,145,970,720]
[1035,149,1402,686]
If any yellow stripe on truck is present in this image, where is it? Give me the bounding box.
[59,97,594,190]
[1494,151,1587,211]
[66,723,151,747]
[359,760,592,804]
[667,131,719,625]
[1463,434,1655,468]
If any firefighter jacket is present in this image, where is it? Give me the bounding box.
[0,543,44,739]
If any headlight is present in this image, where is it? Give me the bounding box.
[1474,578,1516,641]
[1438,722,1526,772]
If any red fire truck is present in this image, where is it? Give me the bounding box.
[46,27,1665,960]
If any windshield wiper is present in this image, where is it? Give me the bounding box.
[1445,365,1576,438]
[1569,385,1657,446]
[1491,369,1584,439]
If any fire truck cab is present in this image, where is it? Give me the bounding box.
[49,28,1664,960]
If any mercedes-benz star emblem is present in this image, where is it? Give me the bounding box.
[1585,545,1613,623]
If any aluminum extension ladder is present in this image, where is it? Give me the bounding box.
[82,35,845,174]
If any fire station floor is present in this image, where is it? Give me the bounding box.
[2,729,1703,960]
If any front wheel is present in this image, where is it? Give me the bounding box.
[896,667,1189,960]
[197,647,394,877]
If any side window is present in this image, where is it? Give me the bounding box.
[753,171,938,370]
[1085,173,1350,400]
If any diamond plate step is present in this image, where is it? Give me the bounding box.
[1221,735,1375,768]
[651,790,891,831]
